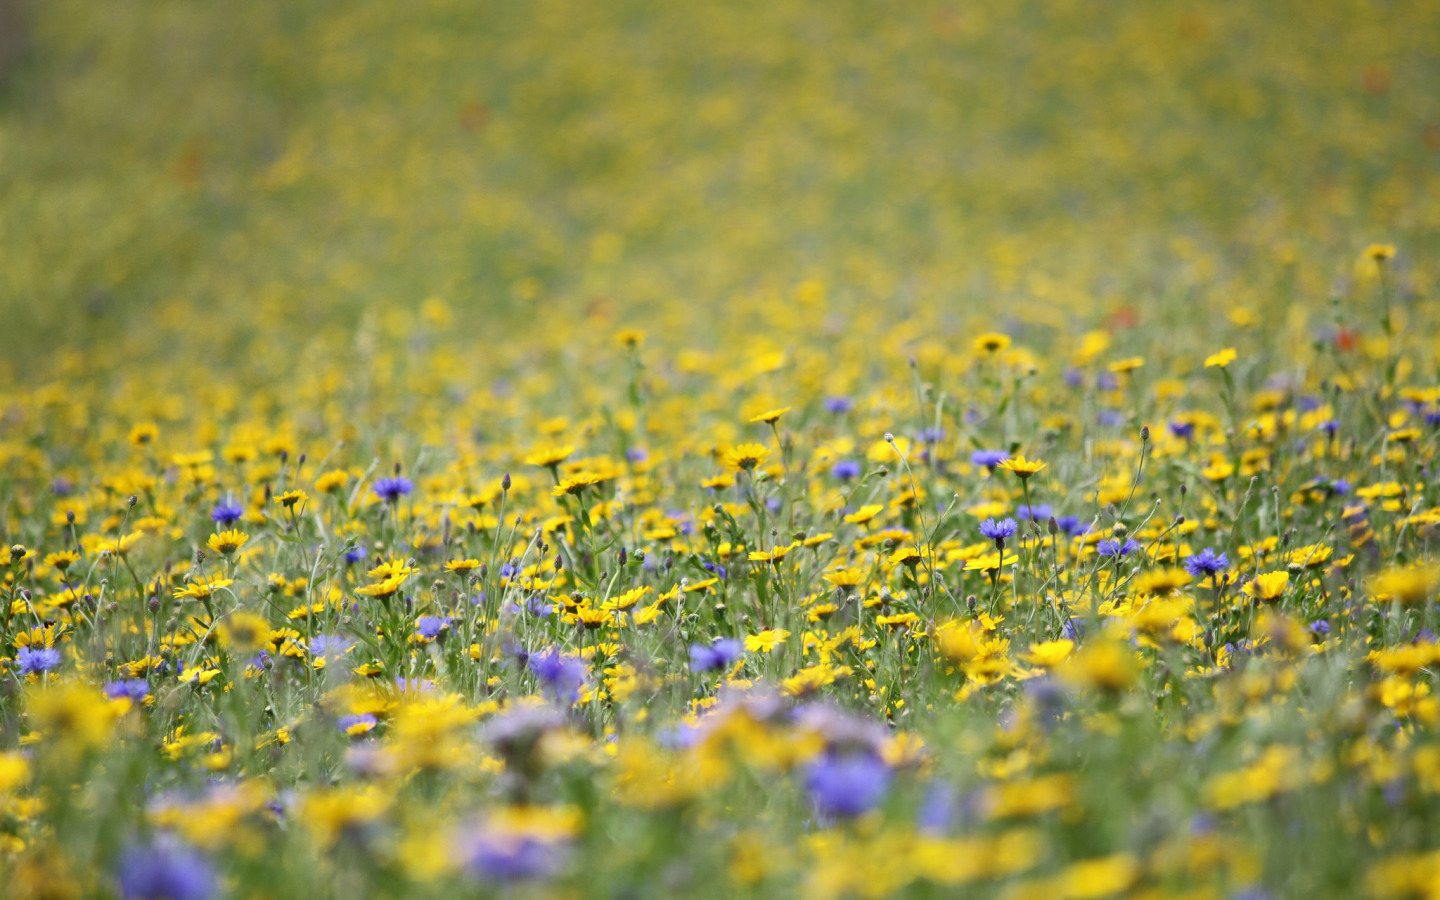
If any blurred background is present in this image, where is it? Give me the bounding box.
[0,0,1436,376]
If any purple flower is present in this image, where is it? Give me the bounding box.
[343,544,367,565]
[1169,419,1196,440]
[703,561,728,580]
[1097,409,1125,427]
[1183,548,1230,578]
[337,713,378,734]
[1054,515,1082,535]
[415,615,449,640]
[1309,619,1331,636]
[824,396,854,414]
[917,782,958,833]
[1016,504,1052,521]
[310,634,352,660]
[979,518,1017,542]
[372,477,414,503]
[117,840,217,900]
[970,449,1008,470]
[830,460,862,481]
[689,638,745,673]
[17,646,62,676]
[805,752,891,818]
[1096,538,1139,557]
[210,502,244,525]
[529,649,587,704]
[625,447,649,463]
[463,830,568,882]
[105,679,151,702]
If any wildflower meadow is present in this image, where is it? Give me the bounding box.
[2,1,1440,897]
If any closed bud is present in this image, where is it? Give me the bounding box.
[1140,425,1150,442]
[501,472,512,491]
[1047,516,1059,535]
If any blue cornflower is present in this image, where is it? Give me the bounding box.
[1169,419,1196,440]
[830,460,862,481]
[117,840,217,900]
[703,561,728,580]
[528,649,587,704]
[978,518,1017,543]
[210,501,244,526]
[415,615,449,641]
[1097,538,1140,557]
[805,752,892,818]
[1016,504,1052,521]
[464,831,568,882]
[688,638,745,673]
[343,543,367,565]
[625,446,648,463]
[17,646,62,676]
[337,713,378,734]
[1183,548,1230,578]
[970,449,1008,470]
[1054,515,1082,535]
[372,477,413,503]
[310,634,352,660]
[104,679,151,702]
[824,396,854,414]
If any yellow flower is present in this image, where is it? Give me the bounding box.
[1022,639,1074,669]
[357,573,407,599]
[997,455,1046,479]
[1244,571,1290,601]
[1364,243,1396,261]
[217,611,272,654]
[615,328,646,348]
[174,576,234,600]
[823,568,866,588]
[973,332,1011,354]
[1204,347,1237,368]
[1059,639,1139,693]
[748,406,791,424]
[748,543,797,564]
[723,442,771,471]
[43,550,81,572]
[1107,357,1145,373]
[745,629,790,653]
[553,472,604,497]
[843,504,884,525]
[1058,854,1139,899]
[1370,564,1440,606]
[274,490,308,508]
[207,529,249,555]
[525,445,575,468]
[128,422,159,447]
[444,558,481,573]
[314,470,350,493]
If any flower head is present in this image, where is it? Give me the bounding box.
[723,443,771,472]
[17,645,62,676]
[372,477,413,503]
[1183,548,1230,578]
[997,455,1047,479]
